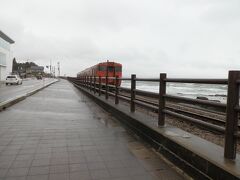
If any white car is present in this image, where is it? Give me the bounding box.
[6,75,23,85]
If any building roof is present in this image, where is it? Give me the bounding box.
[0,30,15,44]
[31,66,44,70]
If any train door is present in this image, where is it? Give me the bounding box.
[107,66,115,77]
[113,65,116,77]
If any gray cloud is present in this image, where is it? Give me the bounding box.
[1,0,240,77]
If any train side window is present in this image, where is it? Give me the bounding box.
[115,66,122,72]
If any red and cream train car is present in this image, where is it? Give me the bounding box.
[77,61,122,86]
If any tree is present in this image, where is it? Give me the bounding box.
[12,58,18,72]
[11,58,39,77]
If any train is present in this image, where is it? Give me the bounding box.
[77,61,122,86]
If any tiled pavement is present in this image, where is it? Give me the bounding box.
[0,80,184,180]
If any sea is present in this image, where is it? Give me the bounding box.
[121,81,228,103]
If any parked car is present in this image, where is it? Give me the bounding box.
[36,75,42,80]
[6,75,23,85]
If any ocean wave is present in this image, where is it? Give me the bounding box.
[121,81,228,102]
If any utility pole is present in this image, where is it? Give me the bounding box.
[57,62,60,77]
[53,66,55,78]
[50,60,52,77]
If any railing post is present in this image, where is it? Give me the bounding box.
[94,76,96,94]
[99,76,101,96]
[224,71,240,159]
[105,76,108,99]
[158,73,166,126]
[84,76,86,88]
[130,74,136,112]
[115,76,119,104]
[90,76,92,92]
[88,76,90,90]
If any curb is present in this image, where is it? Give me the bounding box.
[0,80,59,111]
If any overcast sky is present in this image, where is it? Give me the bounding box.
[1,0,240,77]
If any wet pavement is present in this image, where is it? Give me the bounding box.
[0,78,56,103]
[0,79,184,180]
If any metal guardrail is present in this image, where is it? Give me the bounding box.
[165,78,228,84]
[67,70,240,160]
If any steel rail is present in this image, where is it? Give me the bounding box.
[135,96,158,106]
[112,90,231,129]
[118,93,131,99]
[134,89,159,98]
[134,99,158,111]
[163,109,225,133]
[117,94,131,102]
[69,78,239,137]
[69,80,238,127]
[108,91,115,97]
[85,83,239,130]
[110,90,230,128]
[165,106,236,129]
[134,96,232,128]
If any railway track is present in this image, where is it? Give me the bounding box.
[69,81,240,132]
[119,92,240,130]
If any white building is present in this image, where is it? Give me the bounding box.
[0,30,14,82]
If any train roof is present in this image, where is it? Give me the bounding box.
[98,61,122,66]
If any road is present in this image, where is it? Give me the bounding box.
[0,78,57,103]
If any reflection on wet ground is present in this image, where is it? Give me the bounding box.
[0,80,184,180]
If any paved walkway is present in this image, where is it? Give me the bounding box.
[0,80,184,180]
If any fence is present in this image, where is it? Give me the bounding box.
[67,70,240,160]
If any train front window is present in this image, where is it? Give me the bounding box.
[99,65,121,72]
[108,66,114,72]
[115,66,122,72]
[99,66,106,71]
